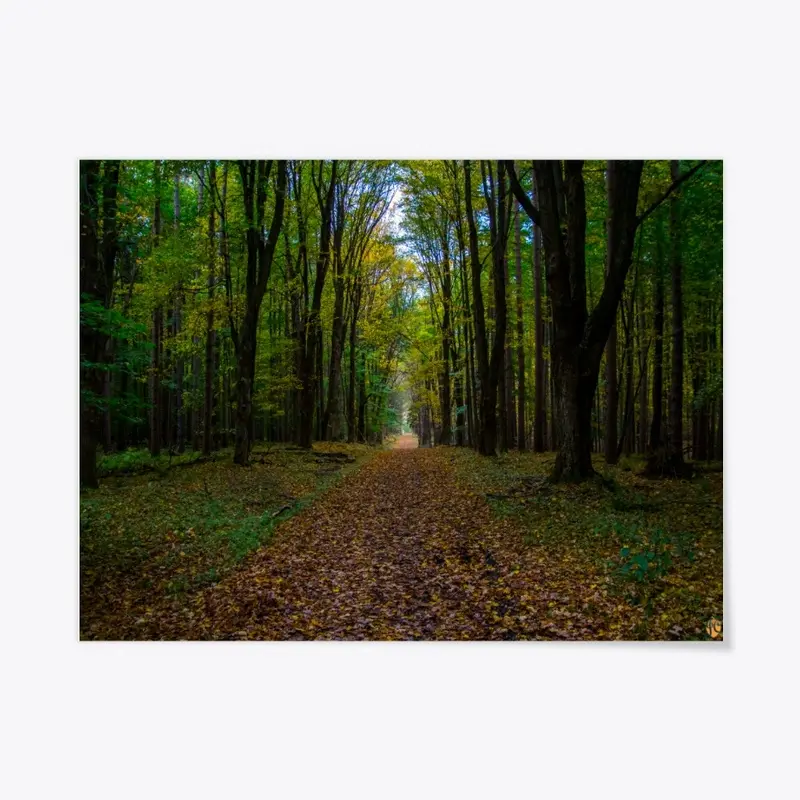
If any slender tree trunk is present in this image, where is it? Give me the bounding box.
[296,161,336,449]
[666,160,687,474]
[173,168,185,453]
[648,216,665,457]
[233,160,287,464]
[604,165,619,464]
[323,190,346,440]
[149,160,163,457]
[503,238,515,449]
[532,168,545,452]
[203,161,217,456]
[621,299,635,457]
[438,230,453,445]
[80,161,102,488]
[452,341,464,446]
[514,200,526,450]
[465,160,508,456]
[637,290,648,454]
[346,281,361,442]
[357,349,367,442]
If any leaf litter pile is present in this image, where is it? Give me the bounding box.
[81,440,722,641]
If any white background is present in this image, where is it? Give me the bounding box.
[1,1,798,797]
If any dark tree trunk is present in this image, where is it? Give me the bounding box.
[98,163,121,456]
[507,159,643,481]
[621,300,635,458]
[346,280,361,443]
[203,161,217,457]
[514,200,526,450]
[605,166,619,465]
[322,184,346,440]
[637,290,648,453]
[295,161,337,449]
[233,160,287,464]
[665,160,687,474]
[357,351,368,442]
[551,354,596,480]
[452,342,464,446]
[452,183,477,448]
[532,168,545,453]
[503,238,515,450]
[173,169,185,453]
[80,161,102,488]
[465,160,509,456]
[149,160,163,457]
[80,160,120,485]
[437,229,453,445]
[648,217,665,456]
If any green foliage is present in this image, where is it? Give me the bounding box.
[80,294,152,422]
[97,447,204,476]
[593,518,698,613]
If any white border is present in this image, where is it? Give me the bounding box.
[2,1,799,797]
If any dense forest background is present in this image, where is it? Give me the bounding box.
[80,160,722,485]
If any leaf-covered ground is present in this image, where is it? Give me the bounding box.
[454,449,723,640]
[80,442,373,640]
[81,438,722,640]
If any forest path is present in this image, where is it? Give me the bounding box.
[390,432,418,449]
[161,446,572,640]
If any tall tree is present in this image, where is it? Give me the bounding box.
[232,160,287,464]
[514,200,526,450]
[464,160,511,456]
[149,160,163,457]
[604,166,619,465]
[648,214,666,458]
[80,160,120,487]
[507,160,642,479]
[294,160,337,449]
[665,159,687,474]
[532,168,545,453]
[203,161,218,456]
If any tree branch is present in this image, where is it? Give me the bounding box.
[636,160,709,227]
[504,160,542,229]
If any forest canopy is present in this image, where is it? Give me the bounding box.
[79,160,722,487]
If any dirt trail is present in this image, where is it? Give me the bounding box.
[142,447,614,640]
[390,433,418,450]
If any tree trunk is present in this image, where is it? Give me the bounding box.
[551,353,596,480]
[322,187,346,440]
[604,165,619,465]
[636,289,647,453]
[665,160,687,474]
[514,200,526,450]
[506,159,643,481]
[465,160,509,456]
[437,230,453,445]
[149,160,163,457]
[503,238,515,450]
[233,160,287,464]
[203,161,217,456]
[80,160,102,488]
[648,217,665,456]
[295,161,337,449]
[346,281,361,442]
[453,342,464,446]
[532,167,545,453]
[172,171,185,453]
